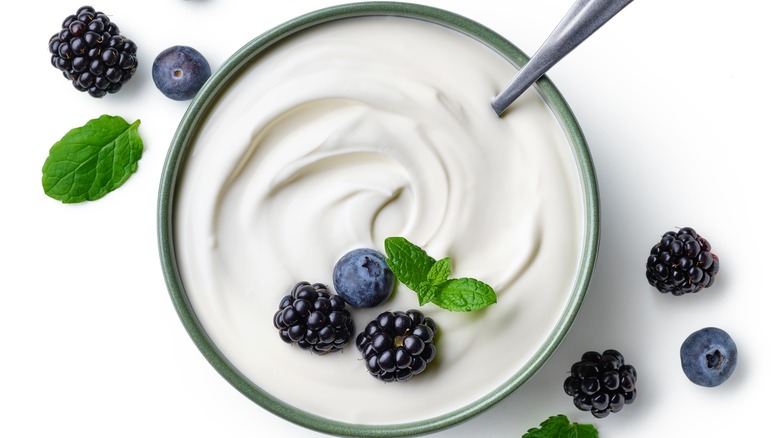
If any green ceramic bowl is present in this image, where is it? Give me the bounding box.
[158,2,599,436]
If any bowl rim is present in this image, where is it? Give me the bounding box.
[157,2,600,436]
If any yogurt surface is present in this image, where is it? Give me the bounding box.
[173,16,586,424]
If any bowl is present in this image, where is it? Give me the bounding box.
[158,2,599,436]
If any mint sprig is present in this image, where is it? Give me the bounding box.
[42,115,143,203]
[522,414,598,438]
[384,237,496,312]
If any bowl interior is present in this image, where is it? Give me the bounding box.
[158,2,599,436]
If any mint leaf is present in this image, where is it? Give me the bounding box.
[384,237,497,312]
[430,277,497,312]
[523,415,568,437]
[523,415,598,438]
[417,280,438,306]
[427,257,451,284]
[417,258,451,305]
[42,115,143,203]
[384,237,435,291]
[564,422,598,438]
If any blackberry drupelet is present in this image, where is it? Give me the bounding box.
[356,310,437,382]
[273,281,354,355]
[48,5,138,97]
[645,227,719,295]
[564,349,637,418]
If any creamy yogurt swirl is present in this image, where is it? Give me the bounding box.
[174,16,585,424]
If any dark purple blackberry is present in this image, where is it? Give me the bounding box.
[564,349,637,418]
[48,6,138,97]
[273,281,354,355]
[645,227,719,296]
[356,310,437,382]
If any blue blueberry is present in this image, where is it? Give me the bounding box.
[680,327,738,387]
[152,45,211,101]
[333,248,395,308]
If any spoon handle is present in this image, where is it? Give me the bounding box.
[491,0,634,116]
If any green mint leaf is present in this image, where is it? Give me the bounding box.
[384,236,497,312]
[384,237,435,291]
[564,422,598,438]
[523,415,598,438]
[417,280,438,306]
[523,415,569,437]
[427,257,451,284]
[42,115,143,203]
[430,277,497,312]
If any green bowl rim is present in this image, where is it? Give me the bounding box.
[157,2,600,436]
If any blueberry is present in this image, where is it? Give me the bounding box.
[333,248,395,308]
[152,45,211,101]
[680,327,738,387]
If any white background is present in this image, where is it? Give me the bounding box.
[2,0,778,436]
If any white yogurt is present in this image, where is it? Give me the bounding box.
[174,16,585,424]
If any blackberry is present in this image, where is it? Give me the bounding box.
[273,281,354,355]
[564,349,637,418]
[645,227,719,295]
[48,6,138,98]
[356,310,437,382]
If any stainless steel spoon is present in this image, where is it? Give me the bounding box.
[491,0,634,116]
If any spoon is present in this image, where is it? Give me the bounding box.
[491,0,634,116]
